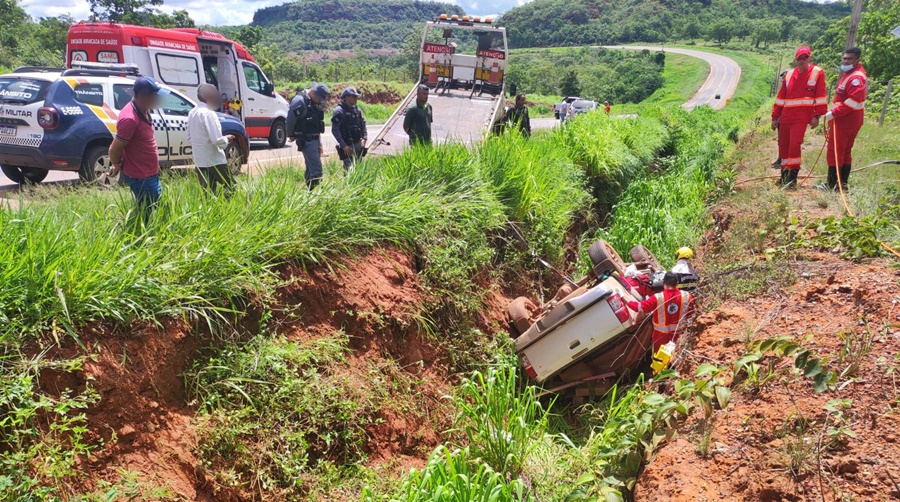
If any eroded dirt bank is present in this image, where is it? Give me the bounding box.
[40,247,513,499]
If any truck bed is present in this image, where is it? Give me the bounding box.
[369,86,503,155]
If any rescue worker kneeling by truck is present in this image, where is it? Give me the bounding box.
[671,246,699,290]
[625,272,695,351]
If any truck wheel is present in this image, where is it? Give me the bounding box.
[1,165,48,184]
[268,119,286,148]
[80,145,110,182]
[507,296,536,337]
[588,239,627,277]
[629,245,663,271]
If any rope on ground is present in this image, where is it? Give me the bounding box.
[733,159,900,186]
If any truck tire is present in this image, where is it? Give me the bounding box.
[225,142,243,176]
[588,239,627,277]
[1,165,48,184]
[629,245,663,271]
[80,145,110,182]
[507,296,536,337]
[268,119,287,148]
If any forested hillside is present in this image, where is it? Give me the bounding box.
[500,0,849,48]
[508,47,665,103]
[249,0,464,52]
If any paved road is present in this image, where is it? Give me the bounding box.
[0,118,561,195]
[603,45,742,110]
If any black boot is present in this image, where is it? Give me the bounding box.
[771,157,782,168]
[815,166,837,191]
[775,169,787,187]
[838,164,851,191]
[306,177,321,190]
[783,169,798,189]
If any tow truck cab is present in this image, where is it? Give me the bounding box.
[66,22,289,148]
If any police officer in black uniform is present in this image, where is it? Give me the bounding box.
[286,82,329,190]
[331,87,368,171]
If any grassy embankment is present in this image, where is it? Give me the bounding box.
[278,81,410,124]
[1,51,772,499]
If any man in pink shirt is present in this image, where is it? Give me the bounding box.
[108,77,168,226]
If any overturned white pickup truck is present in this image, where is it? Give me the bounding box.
[508,240,665,397]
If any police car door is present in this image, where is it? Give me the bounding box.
[111,83,170,166]
[156,91,193,165]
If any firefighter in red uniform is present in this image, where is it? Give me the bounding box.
[818,47,867,191]
[625,272,695,351]
[772,46,828,188]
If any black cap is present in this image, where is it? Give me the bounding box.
[341,86,361,98]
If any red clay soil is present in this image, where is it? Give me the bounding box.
[41,319,222,500]
[38,246,496,499]
[636,220,900,498]
[278,82,404,107]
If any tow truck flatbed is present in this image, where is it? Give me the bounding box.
[369,15,508,154]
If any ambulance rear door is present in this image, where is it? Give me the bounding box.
[147,45,203,97]
[198,38,241,105]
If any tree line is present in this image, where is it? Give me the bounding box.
[507,48,666,104]
[499,0,850,49]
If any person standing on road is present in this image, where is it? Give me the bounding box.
[771,46,827,189]
[331,86,367,171]
[403,85,433,146]
[188,83,236,197]
[818,47,868,192]
[286,82,329,190]
[108,76,167,226]
[504,92,531,137]
[624,272,695,351]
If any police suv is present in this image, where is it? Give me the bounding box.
[0,65,249,184]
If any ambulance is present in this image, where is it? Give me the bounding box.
[66,22,290,148]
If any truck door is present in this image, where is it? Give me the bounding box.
[112,83,170,166]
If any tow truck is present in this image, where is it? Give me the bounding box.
[368,15,508,154]
[508,240,667,400]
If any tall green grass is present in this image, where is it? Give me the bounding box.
[2,49,773,499]
[600,55,772,266]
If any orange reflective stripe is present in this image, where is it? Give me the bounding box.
[807,66,821,86]
[844,98,865,110]
[783,69,794,91]
[677,291,690,324]
[654,293,665,326]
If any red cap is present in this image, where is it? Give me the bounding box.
[795,46,811,59]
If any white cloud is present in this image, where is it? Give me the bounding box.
[18,0,283,26]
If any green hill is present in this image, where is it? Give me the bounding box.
[499,0,850,48]
[249,0,465,52]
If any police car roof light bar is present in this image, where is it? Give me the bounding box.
[60,69,140,78]
[13,66,66,73]
[70,62,142,76]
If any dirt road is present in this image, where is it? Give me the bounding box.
[603,45,742,110]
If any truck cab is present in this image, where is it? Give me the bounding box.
[66,22,289,148]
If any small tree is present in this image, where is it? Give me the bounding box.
[559,70,580,97]
[708,19,735,46]
[89,0,163,22]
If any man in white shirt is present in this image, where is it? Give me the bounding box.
[187,84,235,196]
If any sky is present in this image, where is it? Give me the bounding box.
[19,0,838,27]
